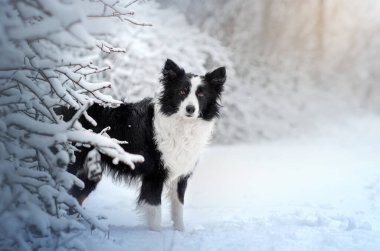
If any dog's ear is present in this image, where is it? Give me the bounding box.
[162,59,185,80]
[205,67,226,93]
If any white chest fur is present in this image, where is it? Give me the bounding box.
[153,104,214,180]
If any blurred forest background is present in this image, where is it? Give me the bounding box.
[97,0,380,143]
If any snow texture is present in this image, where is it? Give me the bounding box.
[81,115,380,251]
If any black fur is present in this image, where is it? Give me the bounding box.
[59,99,167,206]
[177,175,190,204]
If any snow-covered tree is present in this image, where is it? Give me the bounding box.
[0,0,145,250]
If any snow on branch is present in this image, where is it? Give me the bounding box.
[0,0,148,249]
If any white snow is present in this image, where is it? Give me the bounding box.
[80,115,380,251]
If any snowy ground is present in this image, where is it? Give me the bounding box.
[81,115,380,251]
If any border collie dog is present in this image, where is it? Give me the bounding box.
[65,59,226,231]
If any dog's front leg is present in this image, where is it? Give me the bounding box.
[138,175,164,231]
[170,175,189,231]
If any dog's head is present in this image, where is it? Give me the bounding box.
[158,59,226,121]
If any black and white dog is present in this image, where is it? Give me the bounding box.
[64,59,226,231]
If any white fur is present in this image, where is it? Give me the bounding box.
[82,148,102,181]
[178,76,202,118]
[169,178,184,231]
[145,77,215,231]
[153,103,214,181]
[139,203,161,231]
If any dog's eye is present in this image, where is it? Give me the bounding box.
[197,90,204,97]
[180,90,186,96]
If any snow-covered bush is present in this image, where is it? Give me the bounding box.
[0,0,144,250]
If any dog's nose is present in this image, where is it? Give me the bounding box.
[186,105,195,114]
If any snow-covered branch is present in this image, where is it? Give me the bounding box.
[0,0,147,249]
[87,0,152,26]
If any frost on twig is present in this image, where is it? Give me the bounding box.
[87,0,152,26]
[0,0,147,250]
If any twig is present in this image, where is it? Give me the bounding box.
[67,102,91,129]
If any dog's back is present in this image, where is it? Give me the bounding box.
[57,98,163,203]
[83,98,162,177]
